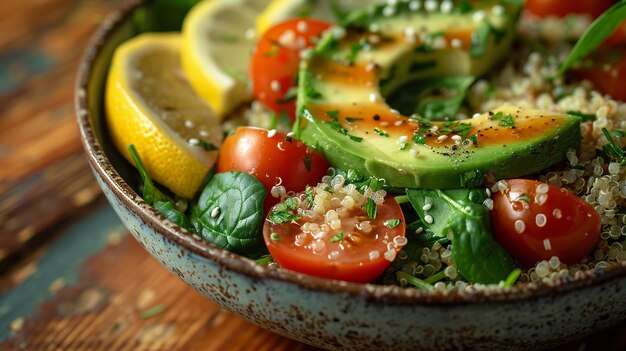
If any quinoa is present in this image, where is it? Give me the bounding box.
[243,15,626,291]
[394,24,626,291]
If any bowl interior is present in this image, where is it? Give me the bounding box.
[77,0,626,305]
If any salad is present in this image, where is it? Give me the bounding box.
[105,0,626,290]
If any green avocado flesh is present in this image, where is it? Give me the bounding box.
[297,0,582,189]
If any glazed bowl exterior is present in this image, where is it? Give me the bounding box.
[76,2,626,350]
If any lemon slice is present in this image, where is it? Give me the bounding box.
[106,33,222,199]
[256,0,379,35]
[181,0,270,118]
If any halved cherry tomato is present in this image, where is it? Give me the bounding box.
[574,48,626,101]
[605,21,626,46]
[264,195,405,283]
[524,0,615,18]
[490,179,601,268]
[250,18,332,120]
[217,126,329,211]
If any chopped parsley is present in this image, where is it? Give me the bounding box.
[324,112,364,142]
[304,156,311,171]
[329,232,344,243]
[305,185,314,206]
[345,117,363,123]
[374,128,389,137]
[499,114,516,128]
[363,198,377,219]
[270,232,282,241]
[384,218,401,228]
[268,197,301,224]
[413,133,426,144]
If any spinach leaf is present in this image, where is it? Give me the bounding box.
[128,144,191,230]
[190,171,266,256]
[406,188,516,284]
[558,2,626,75]
[386,76,475,120]
[154,201,192,231]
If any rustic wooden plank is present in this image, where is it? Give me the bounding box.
[0,205,318,351]
[0,0,120,270]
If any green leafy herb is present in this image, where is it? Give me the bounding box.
[384,218,401,228]
[141,304,167,319]
[396,271,434,290]
[256,255,274,265]
[128,144,171,205]
[324,186,334,193]
[153,201,192,231]
[601,128,626,165]
[305,185,315,206]
[558,2,626,75]
[386,76,475,120]
[326,110,340,118]
[346,40,368,63]
[470,22,491,58]
[470,134,478,146]
[268,197,301,224]
[503,268,522,287]
[304,156,312,171]
[329,232,344,243]
[491,111,503,121]
[460,170,484,188]
[190,171,266,255]
[374,128,389,137]
[128,145,192,230]
[406,188,517,284]
[499,113,516,128]
[567,110,596,122]
[323,113,364,142]
[270,232,282,241]
[413,133,426,145]
[514,194,532,203]
[363,198,377,219]
[345,117,363,123]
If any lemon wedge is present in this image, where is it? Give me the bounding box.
[181,0,270,118]
[256,0,377,35]
[106,33,222,199]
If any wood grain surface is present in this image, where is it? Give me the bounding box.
[1,0,626,350]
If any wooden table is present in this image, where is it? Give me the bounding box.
[1,1,626,350]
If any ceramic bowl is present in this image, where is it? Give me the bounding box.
[76,1,626,350]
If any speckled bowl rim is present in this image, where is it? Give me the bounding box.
[76,0,626,306]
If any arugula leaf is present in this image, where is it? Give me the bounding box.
[190,171,266,256]
[558,2,626,75]
[386,76,475,120]
[128,144,192,230]
[128,144,172,205]
[406,188,516,284]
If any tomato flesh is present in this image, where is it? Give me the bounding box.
[574,48,626,102]
[250,19,332,120]
[264,195,405,283]
[524,0,615,18]
[217,127,329,211]
[491,179,601,268]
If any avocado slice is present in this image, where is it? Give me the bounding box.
[297,0,581,189]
